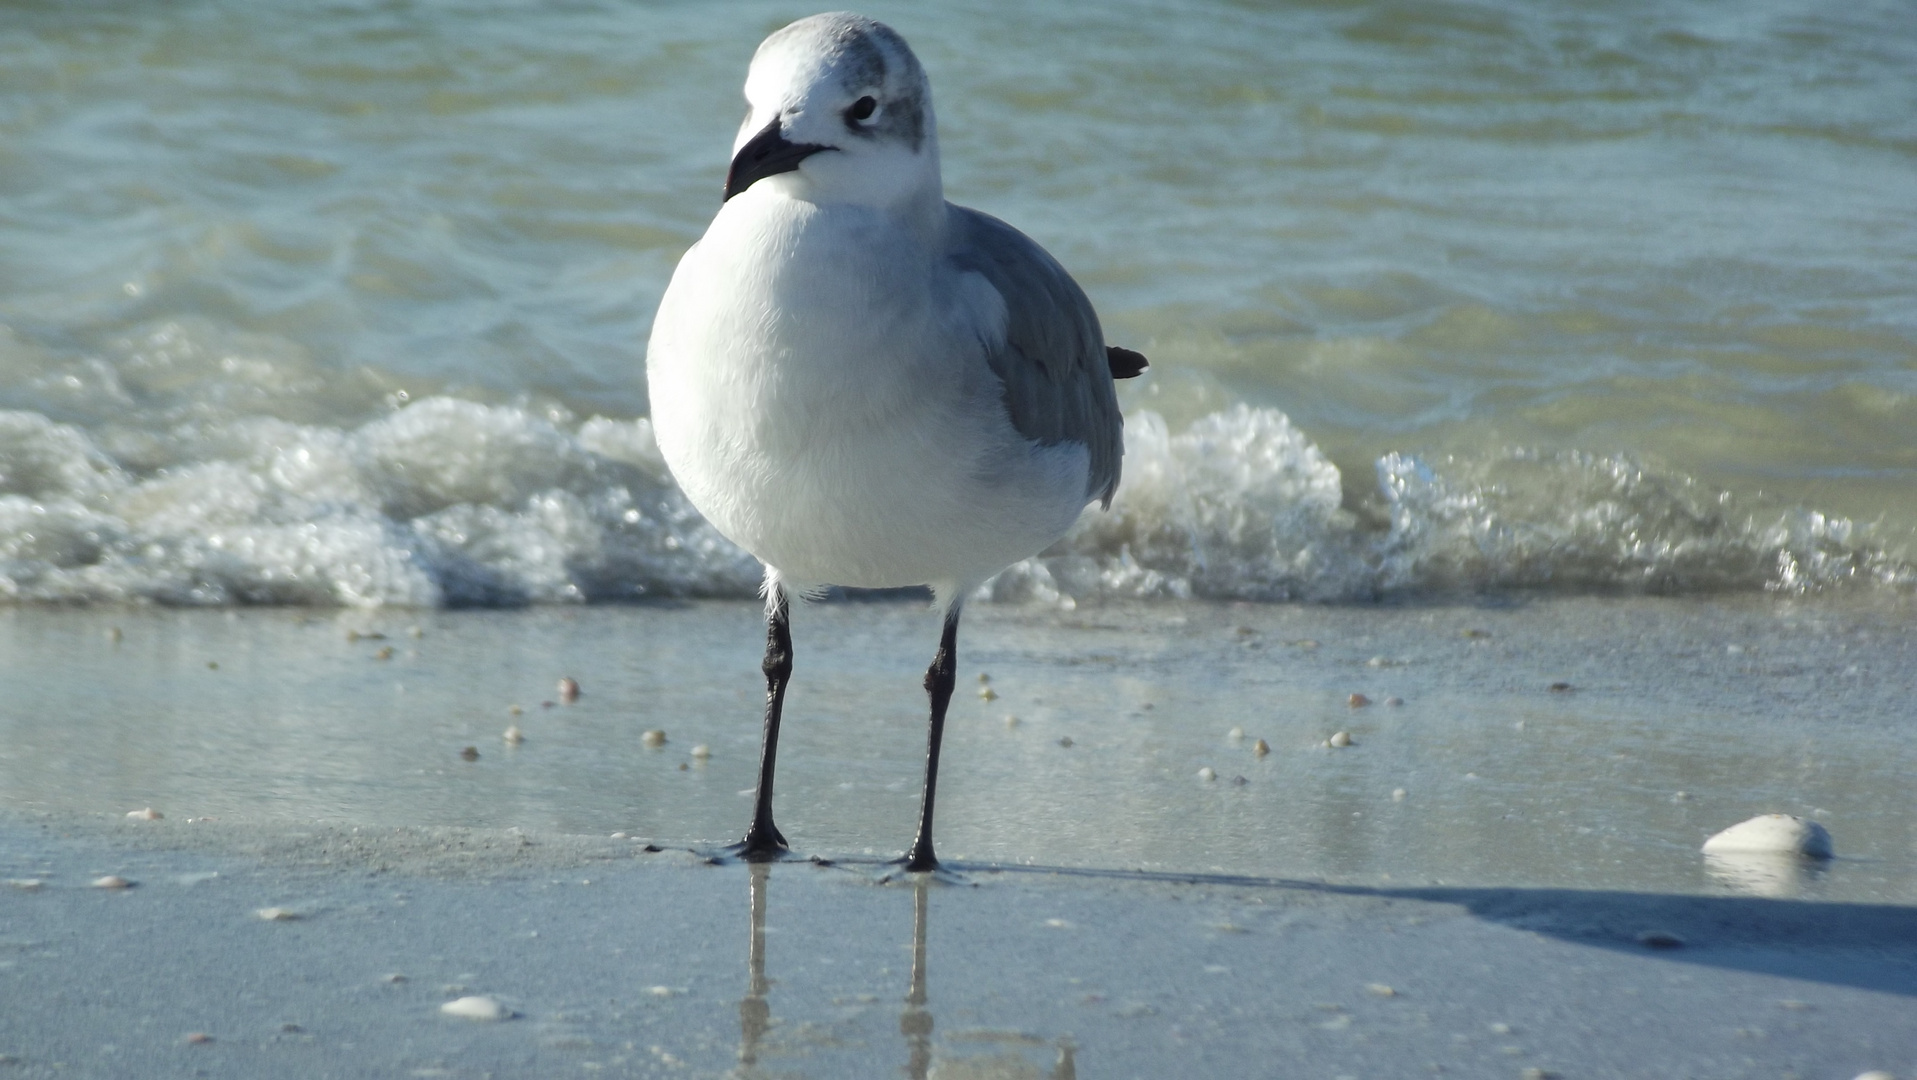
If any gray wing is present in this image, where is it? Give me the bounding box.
[946,205,1125,507]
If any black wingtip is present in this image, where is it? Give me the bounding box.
[1106,345,1149,380]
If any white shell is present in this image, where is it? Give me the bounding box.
[641,729,667,747]
[126,807,163,820]
[1197,767,1216,781]
[440,995,508,1021]
[256,907,300,921]
[1701,814,1832,858]
[91,875,132,889]
[1328,731,1353,748]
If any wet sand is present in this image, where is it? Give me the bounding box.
[2,595,1915,1075]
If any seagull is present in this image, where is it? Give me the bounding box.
[646,12,1147,872]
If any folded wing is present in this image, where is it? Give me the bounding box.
[947,205,1137,508]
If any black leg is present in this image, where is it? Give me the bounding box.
[734,587,792,861]
[902,607,961,872]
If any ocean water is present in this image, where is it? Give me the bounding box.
[2,0,1913,607]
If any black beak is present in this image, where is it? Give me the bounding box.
[724,118,833,202]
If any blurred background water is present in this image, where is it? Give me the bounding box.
[2,0,1913,606]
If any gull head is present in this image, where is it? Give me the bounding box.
[725,13,938,210]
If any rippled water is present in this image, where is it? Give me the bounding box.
[2,0,1913,605]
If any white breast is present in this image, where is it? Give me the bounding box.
[646,190,1090,594]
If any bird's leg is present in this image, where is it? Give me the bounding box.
[902,607,961,873]
[734,587,792,861]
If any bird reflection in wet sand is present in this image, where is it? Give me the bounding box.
[733,866,1076,1079]
[736,864,773,1076]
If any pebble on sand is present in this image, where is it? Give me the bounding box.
[1227,726,1245,741]
[1252,738,1269,758]
[1004,715,1021,729]
[107,626,123,643]
[691,744,711,759]
[255,907,301,921]
[1852,1072,1897,1080]
[1548,681,1574,692]
[91,875,133,889]
[558,677,580,703]
[459,746,479,761]
[503,725,524,744]
[1198,767,1216,781]
[126,807,162,820]
[508,703,524,716]
[642,729,667,747]
[440,995,510,1021]
[1348,693,1370,707]
[1328,731,1353,748]
[1366,983,1396,997]
[1392,788,1407,801]
[1702,814,1833,858]
[373,646,393,660]
[978,686,999,701]
[1057,736,1074,748]
[1637,930,1684,949]
[184,1032,214,1045]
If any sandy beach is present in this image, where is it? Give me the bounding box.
[3,595,1914,1077]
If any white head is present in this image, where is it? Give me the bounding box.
[724,13,940,211]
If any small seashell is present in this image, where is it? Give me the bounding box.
[978,686,998,701]
[1392,788,1407,801]
[641,729,667,747]
[1328,731,1353,748]
[1702,814,1832,858]
[557,677,580,703]
[1251,738,1269,758]
[1637,930,1684,949]
[107,626,123,643]
[1851,1072,1896,1080]
[91,875,132,889]
[1366,656,1386,668]
[1348,693,1370,707]
[1198,767,1216,781]
[1227,726,1245,741]
[1366,983,1396,997]
[184,1032,214,1045]
[1003,715,1020,729]
[690,744,711,759]
[440,995,509,1021]
[459,746,480,761]
[256,907,300,921]
[503,725,524,744]
[126,807,163,821]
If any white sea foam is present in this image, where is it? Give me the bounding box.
[0,396,1906,607]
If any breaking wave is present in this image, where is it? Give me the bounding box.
[0,393,1906,607]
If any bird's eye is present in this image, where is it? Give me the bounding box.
[847,96,879,124]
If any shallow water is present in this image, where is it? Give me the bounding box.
[4,595,1912,904]
[3,0,1914,605]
